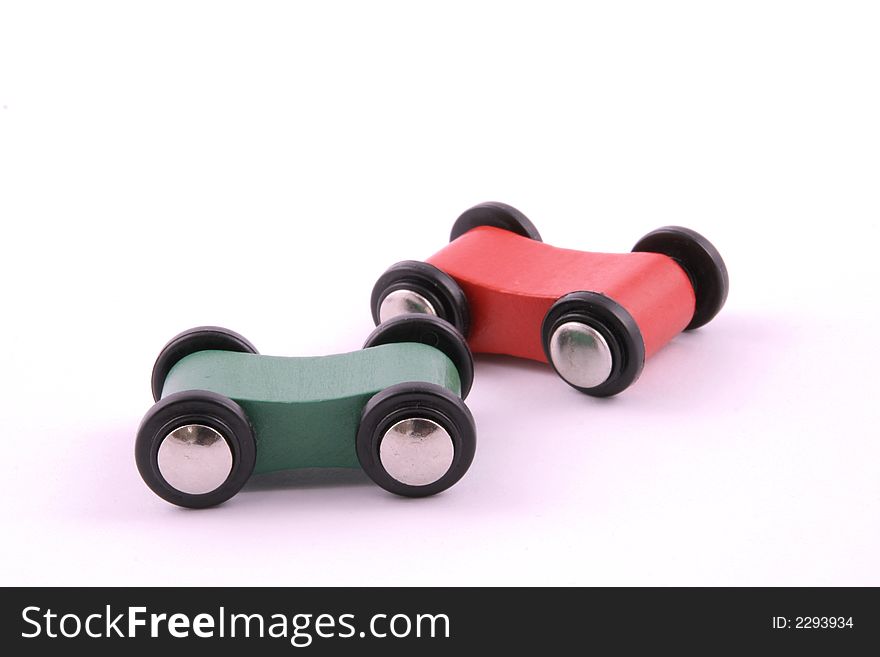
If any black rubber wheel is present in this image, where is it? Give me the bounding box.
[135,390,257,508]
[632,226,729,330]
[450,201,542,242]
[151,326,258,402]
[541,291,645,397]
[370,260,470,337]
[363,314,474,400]
[356,382,476,497]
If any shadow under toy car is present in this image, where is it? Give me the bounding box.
[371,202,728,397]
[136,315,476,508]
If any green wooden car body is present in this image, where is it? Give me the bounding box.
[160,343,461,474]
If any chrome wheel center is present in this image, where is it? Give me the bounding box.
[548,321,614,389]
[157,424,233,495]
[378,289,437,323]
[379,418,454,486]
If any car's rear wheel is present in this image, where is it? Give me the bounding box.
[370,260,471,337]
[135,390,256,508]
[151,326,257,402]
[449,201,543,242]
[356,382,476,497]
[364,314,474,399]
[632,226,729,330]
[541,291,645,397]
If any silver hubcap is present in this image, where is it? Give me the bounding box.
[157,424,233,495]
[378,289,437,323]
[379,418,454,486]
[548,321,614,389]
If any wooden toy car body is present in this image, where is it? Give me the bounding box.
[372,202,728,396]
[136,317,476,508]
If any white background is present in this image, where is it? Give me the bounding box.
[1,1,878,586]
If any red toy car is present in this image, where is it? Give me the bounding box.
[371,202,728,396]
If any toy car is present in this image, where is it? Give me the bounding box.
[371,202,728,397]
[136,315,476,508]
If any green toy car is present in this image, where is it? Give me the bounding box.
[136,315,476,508]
